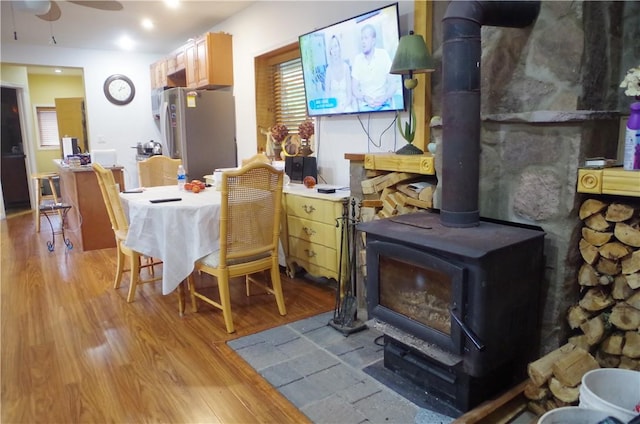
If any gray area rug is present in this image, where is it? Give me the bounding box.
[227,311,454,424]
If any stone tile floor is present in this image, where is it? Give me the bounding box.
[228,311,455,424]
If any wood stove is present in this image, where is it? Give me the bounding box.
[358,211,545,414]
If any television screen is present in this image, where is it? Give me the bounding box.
[299,3,405,117]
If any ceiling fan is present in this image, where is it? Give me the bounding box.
[15,1,123,22]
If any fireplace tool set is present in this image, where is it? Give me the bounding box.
[329,197,367,335]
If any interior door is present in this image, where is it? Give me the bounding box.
[55,97,88,153]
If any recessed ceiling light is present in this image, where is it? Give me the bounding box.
[164,0,180,9]
[54,69,62,73]
[141,18,154,30]
[117,35,135,51]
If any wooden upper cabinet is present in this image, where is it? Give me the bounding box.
[185,32,233,89]
[151,32,233,90]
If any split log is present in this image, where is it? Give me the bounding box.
[612,275,635,300]
[567,305,592,329]
[580,314,607,345]
[579,199,608,220]
[609,303,640,330]
[627,290,640,310]
[600,333,624,355]
[584,212,612,232]
[595,257,621,276]
[582,227,613,247]
[619,356,640,370]
[523,380,549,401]
[622,251,640,274]
[548,378,581,403]
[595,349,621,368]
[599,242,632,260]
[552,347,599,387]
[577,264,599,287]
[615,222,640,247]
[622,331,640,358]
[527,343,576,387]
[567,335,591,351]
[361,172,416,194]
[627,273,640,290]
[579,239,599,265]
[605,203,635,222]
[578,288,615,312]
[527,401,548,416]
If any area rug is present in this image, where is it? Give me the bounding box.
[227,311,454,424]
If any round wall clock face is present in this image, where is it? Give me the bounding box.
[103,74,135,105]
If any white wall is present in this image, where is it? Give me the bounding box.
[1,1,415,188]
[214,0,416,186]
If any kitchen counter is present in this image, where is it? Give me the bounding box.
[55,160,125,251]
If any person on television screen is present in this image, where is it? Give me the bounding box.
[325,35,354,113]
[351,24,397,112]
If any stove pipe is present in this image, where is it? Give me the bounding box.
[440,1,541,228]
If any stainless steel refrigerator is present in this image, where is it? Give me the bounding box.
[159,87,236,181]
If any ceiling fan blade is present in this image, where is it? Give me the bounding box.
[67,1,123,11]
[36,0,61,21]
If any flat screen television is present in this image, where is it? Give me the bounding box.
[299,3,405,117]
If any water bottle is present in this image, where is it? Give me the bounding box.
[623,102,640,170]
[177,164,186,190]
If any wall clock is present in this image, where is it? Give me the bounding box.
[103,74,135,105]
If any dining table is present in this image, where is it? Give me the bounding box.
[119,185,222,294]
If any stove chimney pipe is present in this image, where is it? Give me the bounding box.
[440,1,540,228]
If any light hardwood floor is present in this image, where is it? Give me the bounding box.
[1,211,336,423]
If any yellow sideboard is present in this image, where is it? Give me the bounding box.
[281,184,349,281]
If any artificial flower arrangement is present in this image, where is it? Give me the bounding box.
[270,123,289,144]
[298,120,315,140]
[620,65,640,98]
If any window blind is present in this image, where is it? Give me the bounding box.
[37,107,60,147]
[273,58,310,133]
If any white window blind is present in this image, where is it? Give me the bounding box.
[37,107,60,147]
[273,58,312,133]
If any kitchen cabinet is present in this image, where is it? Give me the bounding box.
[282,184,349,281]
[185,32,233,89]
[150,59,168,89]
[56,161,125,251]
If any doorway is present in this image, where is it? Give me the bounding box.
[1,87,31,214]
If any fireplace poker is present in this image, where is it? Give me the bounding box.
[329,197,367,336]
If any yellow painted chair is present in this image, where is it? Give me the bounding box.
[137,155,182,187]
[185,162,286,333]
[93,163,162,302]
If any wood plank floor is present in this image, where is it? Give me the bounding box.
[1,211,337,423]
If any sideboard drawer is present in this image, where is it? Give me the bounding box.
[285,195,338,226]
[288,236,338,273]
[287,215,337,248]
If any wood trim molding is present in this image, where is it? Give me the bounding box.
[413,0,433,152]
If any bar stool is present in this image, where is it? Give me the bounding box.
[32,172,60,233]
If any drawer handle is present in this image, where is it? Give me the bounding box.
[303,226,315,236]
[302,204,316,214]
[304,249,317,258]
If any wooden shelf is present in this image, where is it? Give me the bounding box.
[345,153,435,175]
[577,167,640,197]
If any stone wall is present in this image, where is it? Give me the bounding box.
[428,0,640,354]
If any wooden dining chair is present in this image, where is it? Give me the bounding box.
[185,162,286,333]
[32,172,60,233]
[93,163,162,302]
[137,155,182,187]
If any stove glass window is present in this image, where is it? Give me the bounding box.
[379,256,452,335]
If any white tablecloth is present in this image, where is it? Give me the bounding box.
[120,185,222,294]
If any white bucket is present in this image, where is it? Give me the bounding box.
[579,368,640,422]
[538,406,612,424]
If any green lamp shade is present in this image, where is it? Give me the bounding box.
[390,31,436,75]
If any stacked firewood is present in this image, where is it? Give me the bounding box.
[359,171,436,221]
[524,198,640,415]
[571,198,640,368]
